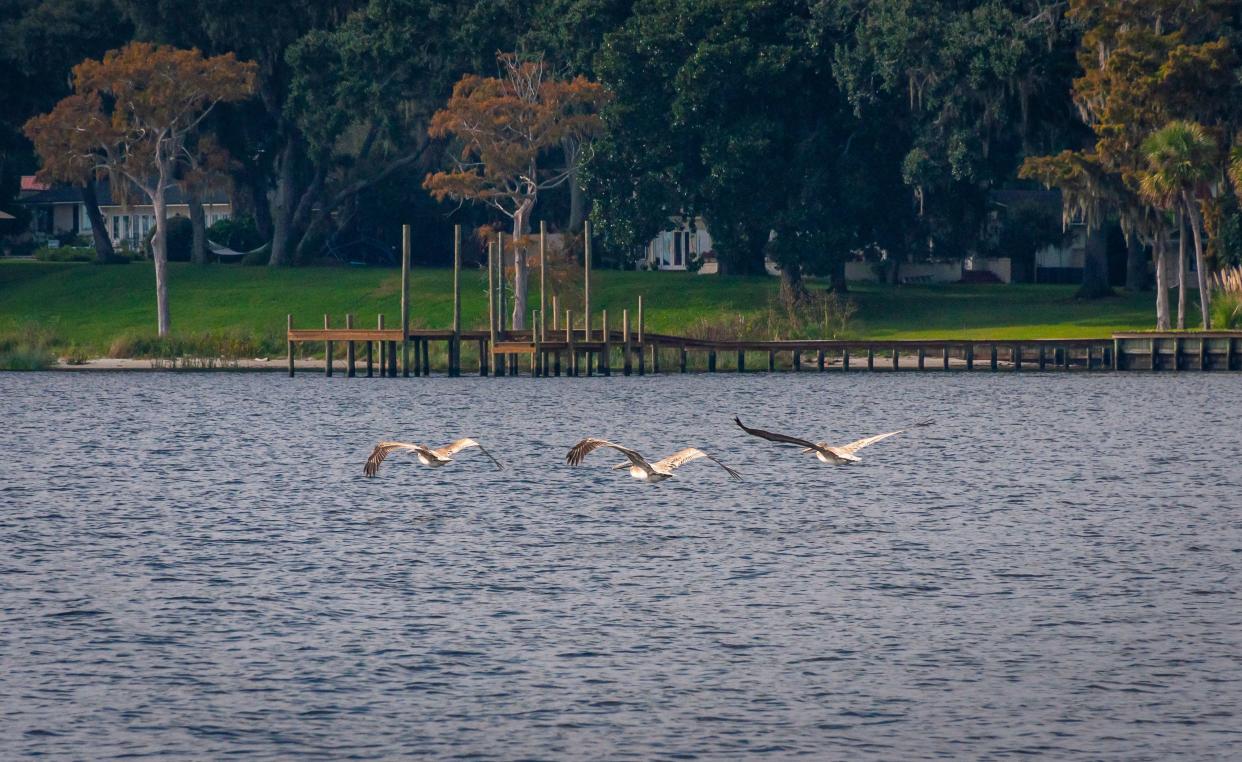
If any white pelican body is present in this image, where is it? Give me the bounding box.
[734,416,931,466]
[567,438,741,483]
[364,437,502,476]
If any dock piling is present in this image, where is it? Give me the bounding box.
[287,315,294,377]
[401,224,410,378]
[324,314,333,377]
[602,310,611,376]
[637,295,645,376]
[623,309,632,376]
[450,225,461,377]
[346,314,356,376]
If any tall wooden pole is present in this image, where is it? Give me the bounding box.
[487,240,496,374]
[377,314,386,378]
[324,313,333,377]
[583,219,592,341]
[451,224,462,377]
[539,221,547,342]
[496,231,506,335]
[401,224,411,377]
[346,313,356,377]
[287,314,294,377]
[637,294,645,376]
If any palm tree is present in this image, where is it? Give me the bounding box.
[1139,149,1186,329]
[1141,121,1217,329]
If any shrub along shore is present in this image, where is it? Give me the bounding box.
[0,260,1195,370]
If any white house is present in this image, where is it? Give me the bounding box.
[18,176,231,249]
[645,217,716,273]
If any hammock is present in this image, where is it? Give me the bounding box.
[208,239,269,261]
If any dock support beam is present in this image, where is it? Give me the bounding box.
[324,314,333,377]
[450,225,461,377]
[401,224,410,377]
[680,346,687,373]
[567,310,576,377]
[346,314,356,377]
[637,295,645,376]
[602,310,611,376]
[287,315,294,377]
[842,348,850,371]
[737,350,745,373]
[622,309,632,376]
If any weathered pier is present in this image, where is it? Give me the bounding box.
[285,223,1241,377]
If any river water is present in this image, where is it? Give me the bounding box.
[1,372,1239,760]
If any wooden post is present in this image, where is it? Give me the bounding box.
[602,309,610,376]
[487,240,496,374]
[532,310,541,377]
[1226,337,1235,371]
[401,224,410,377]
[287,314,294,377]
[622,309,632,376]
[990,344,998,371]
[366,337,374,378]
[539,221,547,343]
[1113,338,1122,371]
[451,224,461,377]
[817,349,825,371]
[965,344,974,371]
[794,350,802,371]
[1086,344,1094,370]
[1013,344,1022,372]
[1199,337,1207,371]
[566,309,576,376]
[388,339,397,377]
[679,345,688,373]
[377,314,386,377]
[708,349,717,372]
[1173,337,1181,371]
[867,346,875,370]
[1151,338,1159,371]
[768,350,776,372]
[652,342,660,374]
[496,231,506,337]
[891,347,899,371]
[324,314,333,377]
[478,337,487,376]
[422,338,430,376]
[346,314,356,377]
[1038,345,1047,371]
[942,344,949,370]
[842,347,850,371]
[737,349,745,373]
[916,346,924,370]
[637,295,645,376]
[582,219,592,342]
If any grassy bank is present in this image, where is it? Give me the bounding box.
[0,260,1177,360]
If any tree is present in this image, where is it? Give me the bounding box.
[1143,121,1217,328]
[0,0,133,263]
[425,53,608,328]
[24,43,255,334]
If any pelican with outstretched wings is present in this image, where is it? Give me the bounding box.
[734,416,932,465]
[566,438,741,483]
[364,438,503,476]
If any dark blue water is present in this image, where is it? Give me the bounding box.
[1,372,1239,760]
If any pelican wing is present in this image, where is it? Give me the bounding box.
[431,438,504,470]
[364,441,432,477]
[566,438,653,475]
[734,416,824,452]
[837,419,932,454]
[654,448,742,480]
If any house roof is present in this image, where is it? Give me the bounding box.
[17,177,228,207]
[0,210,16,220]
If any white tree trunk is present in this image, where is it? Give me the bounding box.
[152,191,171,336]
[510,197,534,330]
[1177,210,1187,330]
[1154,228,1171,331]
[1183,192,1211,329]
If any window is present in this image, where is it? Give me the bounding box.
[80,204,92,231]
[673,231,683,267]
[112,215,120,240]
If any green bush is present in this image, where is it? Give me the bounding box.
[142,216,194,262]
[33,246,95,262]
[0,321,60,370]
[208,215,263,253]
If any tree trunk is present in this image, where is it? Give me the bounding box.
[829,255,848,294]
[152,192,171,336]
[81,177,116,264]
[568,166,586,233]
[1177,210,1187,330]
[779,263,807,305]
[1183,193,1211,329]
[1124,231,1148,291]
[1076,226,1113,299]
[189,190,208,265]
[268,137,298,266]
[510,198,534,329]
[1154,228,1171,330]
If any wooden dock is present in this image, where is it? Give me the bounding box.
[284,326,1242,377]
[285,222,1240,378]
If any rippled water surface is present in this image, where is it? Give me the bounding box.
[1,372,1240,760]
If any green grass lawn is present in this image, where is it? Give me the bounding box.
[0,260,1173,356]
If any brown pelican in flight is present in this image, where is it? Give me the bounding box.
[734,416,932,465]
[364,438,502,476]
[566,438,742,483]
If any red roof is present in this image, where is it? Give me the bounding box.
[20,176,49,192]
